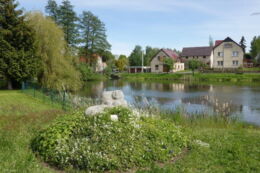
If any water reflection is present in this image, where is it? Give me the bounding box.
[79,80,260,125]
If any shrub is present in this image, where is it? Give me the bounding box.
[32,107,188,172]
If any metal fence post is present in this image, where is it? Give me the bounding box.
[33,84,36,97]
[62,90,66,111]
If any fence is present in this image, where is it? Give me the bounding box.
[22,82,100,111]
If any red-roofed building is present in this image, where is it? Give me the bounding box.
[150,49,184,73]
[215,40,223,47]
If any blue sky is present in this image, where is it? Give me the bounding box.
[18,0,260,55]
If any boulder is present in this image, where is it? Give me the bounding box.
[101,90,127,107]
[85,105,110,116]
[85,90,128,116]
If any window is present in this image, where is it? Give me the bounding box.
[217,61,223,66]
[233,60,239,66]
[232,51,239,57]
[218,52,224,57]
[203,56,206,59]
[224,43,232,48]
[155,65,159,70]
[186,56,188,59]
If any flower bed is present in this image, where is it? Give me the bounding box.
[31,107,188,172]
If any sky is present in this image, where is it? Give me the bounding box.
[18,0,260,55]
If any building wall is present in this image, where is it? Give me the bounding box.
[173,62,185,72]
[182,56,210,64]
[213,42,244,68]
[151,51,168,73]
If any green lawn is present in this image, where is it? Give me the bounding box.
[0,91,259,173]
[0,91,63,173]
[121,72,260,83]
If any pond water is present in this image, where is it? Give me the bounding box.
[78,80,260,125]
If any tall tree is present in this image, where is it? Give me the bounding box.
[115,55,128,71]
[58,0,78,47]
[128,45,143,66]
[26,12,81,91]
[240,36,246,53]
[0,0,40,89]
[45,0,59,23]
[209,35,214,47]
[144,46,159,66]
[250,36,259,58]
[79,11,111,56]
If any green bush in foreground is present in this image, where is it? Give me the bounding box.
[31,107,188,172]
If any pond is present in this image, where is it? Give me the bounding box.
[78,80,260,126]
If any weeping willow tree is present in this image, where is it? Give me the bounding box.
[26,12,81,91]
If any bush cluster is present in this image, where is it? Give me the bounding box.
[32,107,188,172]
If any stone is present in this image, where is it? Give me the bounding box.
[85,90,128,116]
[112,90,124,100]
[194,140,210,148]
[85,105,110,116]
[101,90,128,107]
[110,114,118,121]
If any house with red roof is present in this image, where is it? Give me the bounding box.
[150,49,184,73]
[181,37,244,69]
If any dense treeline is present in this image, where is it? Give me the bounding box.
[0,0,114,90]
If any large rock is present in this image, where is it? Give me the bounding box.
[85,105,110,116]
[85,90,128,116]
[101,90,127,107]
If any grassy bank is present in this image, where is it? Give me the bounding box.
[0,91,259,172]
[0,91,63,173]
[121,73,260,83]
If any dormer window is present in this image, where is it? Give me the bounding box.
[224,43,232,48]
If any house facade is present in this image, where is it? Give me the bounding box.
[181,37,244,69]
[212,37,244,68]
[181,46,212,66]
[150,49,184,73]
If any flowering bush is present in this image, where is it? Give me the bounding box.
[31,107,188,172]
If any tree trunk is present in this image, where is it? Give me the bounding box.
[7,80,13,90]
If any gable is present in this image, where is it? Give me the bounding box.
[214,37,242,51]
[151,49,179,62]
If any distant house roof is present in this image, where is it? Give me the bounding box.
[215,40,223,46]
[181,46,212,57]
[150,49,179,62]
[161,49,179,60]
[213,37,242,49]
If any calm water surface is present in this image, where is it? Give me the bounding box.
[79,80,260,125]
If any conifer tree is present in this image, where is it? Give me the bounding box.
[58,0,78,47]
[0,0,40,89]
[45,0,59,23]
[79,11,111,55]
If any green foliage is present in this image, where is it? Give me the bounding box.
[45,0,59,23]
[115,55,128,71]
[32,107,188,172]
[79,11,111,55]
[163,57,175,71]
[57,0,79,47]
[144,46,159,66]
[187,59,203,75]
[26,12,82,91]
[240,36,246,52]
[129,45,143,66]
[250,36,260,59]
[78,63,96,81]
[0,0,40,89]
